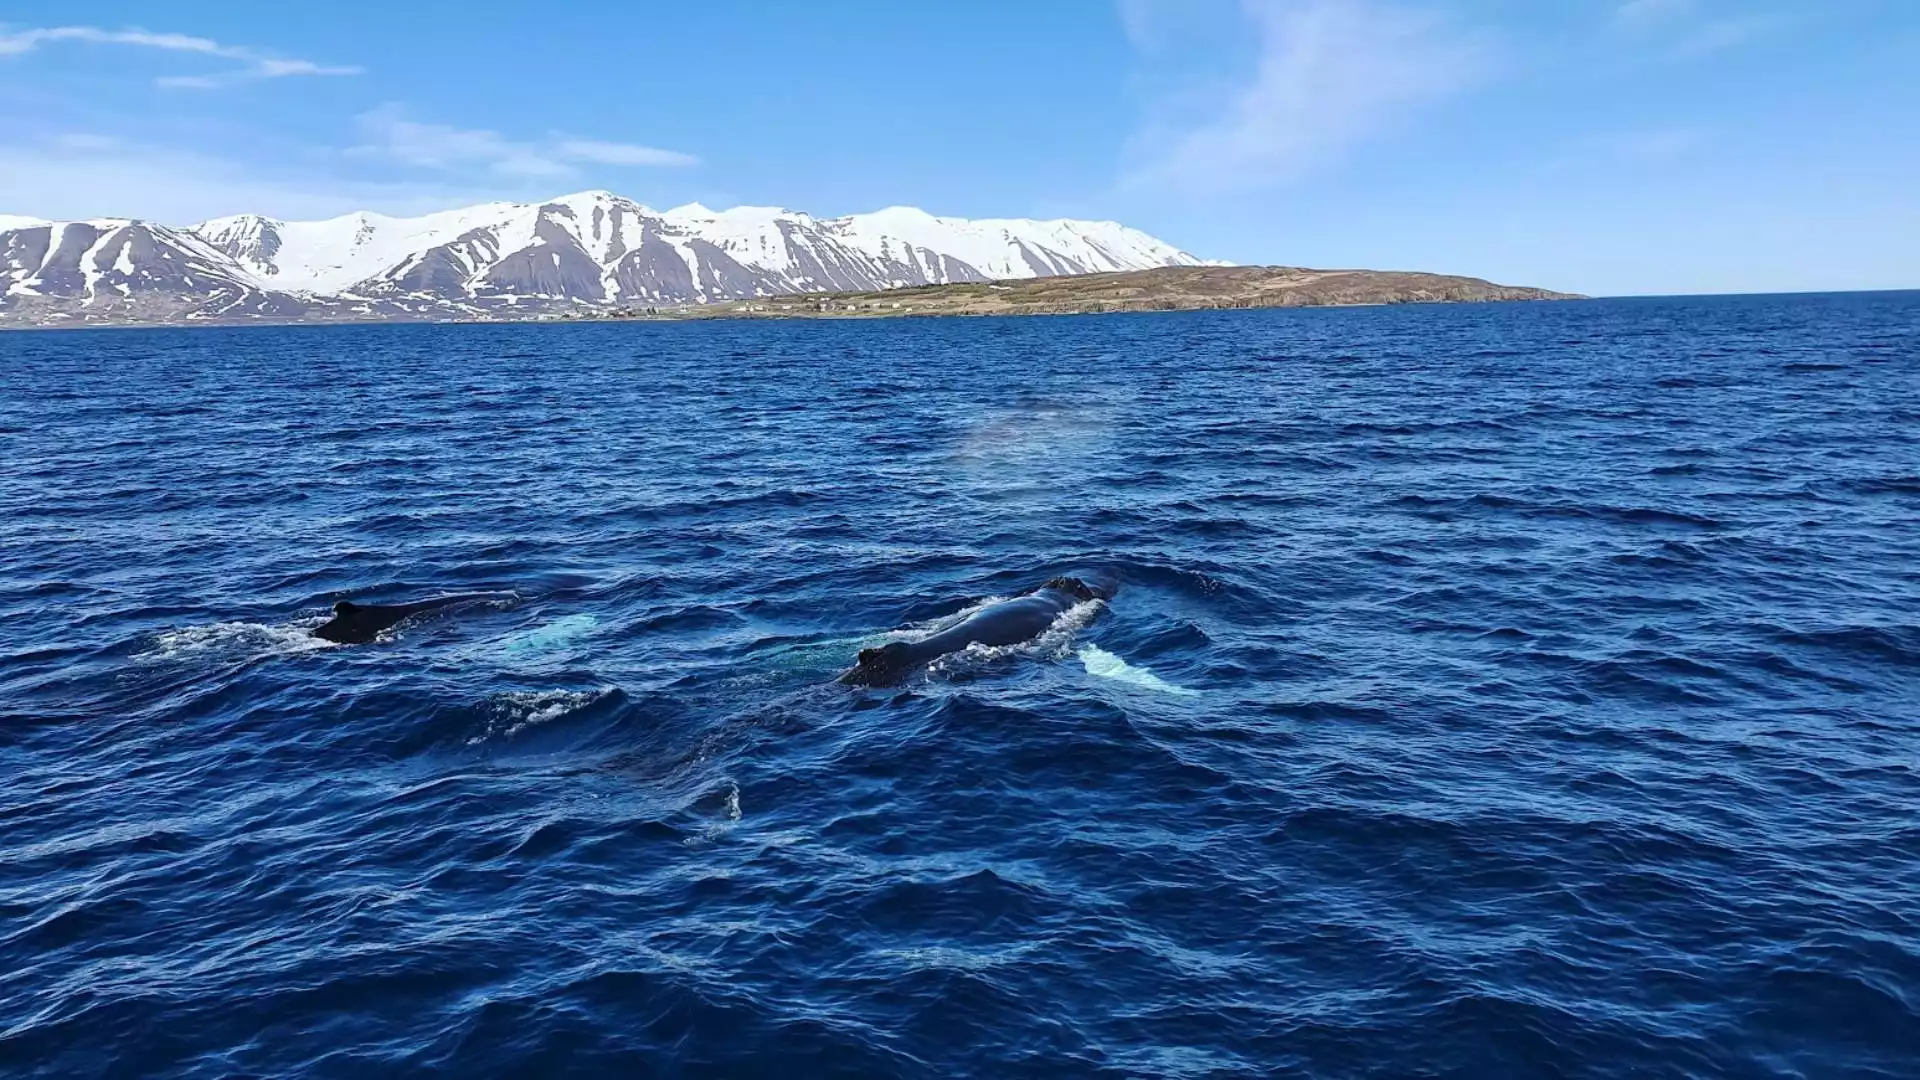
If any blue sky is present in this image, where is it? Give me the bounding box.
[1,0,1913,296]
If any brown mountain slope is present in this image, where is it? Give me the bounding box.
[607,265,1583,321]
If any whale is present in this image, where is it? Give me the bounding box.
[311,594,505,645]
[838,576,1115,687]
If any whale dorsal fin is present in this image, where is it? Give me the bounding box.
[858,642,911,668]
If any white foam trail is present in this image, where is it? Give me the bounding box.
[496,614,600,658]
[1030,599,1106,658]
[1078,645,1199,697]
[687,782,744,845]
[139,620,337,662]
[466,688,610,745]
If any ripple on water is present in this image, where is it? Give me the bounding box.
[3,295,1919,1077]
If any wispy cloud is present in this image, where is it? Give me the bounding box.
[1671,16,1784,57]
[0,132,518,224]
[1536,126,1705,176]
[1117,0,1161,49]
[1571,127,1703,160]
[1122,0,1490,194]
[1116,0,1242,53]
[153,75,229,90]
[354,109,563,177]
[353,107,700,180]
[51,132,121,151]
[0,25,360,87]
[1609,2,1785,58]
[554,139,700,168]
[1612,0,1695,30]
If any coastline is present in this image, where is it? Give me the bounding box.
[0,266,1585,331]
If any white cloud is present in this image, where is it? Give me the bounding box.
[0,24,360,87]
[490,154,577,180]
[1609,2,1784,57]
[1117,0,1161,48]
[0,27,226,56]
[0,109,700,225]
[353,107,699,179]
[355,109,528,170]
[0,134,515,224]
[1671,15,1782,57]
[1116,0,1243,53]
[1571,128,1702,160]
[554,139,699,168]
[1123,0,1489,194]
[256,58,351,78]
[51,132,120,151]
[1613,0,1694,29]
[1536,127,1704,176]
[353,110,575,179]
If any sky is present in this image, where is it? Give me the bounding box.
[1,0,1914,296]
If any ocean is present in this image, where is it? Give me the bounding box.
[3,294,1917,1078]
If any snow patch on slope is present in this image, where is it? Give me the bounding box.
[208,202,532,293]
[665,203,805,276]
[8,190,1218,320]
[832,207,1205,281]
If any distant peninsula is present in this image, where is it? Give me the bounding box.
[1,192,1578,329]
[589,266,1584,322]
[0,264,1582,331]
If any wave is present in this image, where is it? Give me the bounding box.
[9,297,1920,1078]
[1767,623,1920,669]
[1382,492,1726,529]
[464,688,619,747]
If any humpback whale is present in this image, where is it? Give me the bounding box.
[838,576,1115,687]
[311,594,503,645]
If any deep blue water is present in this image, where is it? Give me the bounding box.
[3,295,1918,1079]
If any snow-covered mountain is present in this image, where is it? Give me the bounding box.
[0,191,1214,324]
[0,218,304,320]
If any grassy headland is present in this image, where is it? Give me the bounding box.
[597,265,1583,322]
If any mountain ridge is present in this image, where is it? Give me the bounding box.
[1,191,1218,326]
[0,192,1582,329]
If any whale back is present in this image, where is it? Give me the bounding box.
[314,598,450,644]
[313,601,401,644]
[838,576,1116,687]
[841,641,914,686]
[1037,575,1116,603]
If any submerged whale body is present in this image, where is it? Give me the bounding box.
[839,576,1115,687]
[311,594,501,644]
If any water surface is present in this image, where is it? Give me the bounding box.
[3,294,1918,1077]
